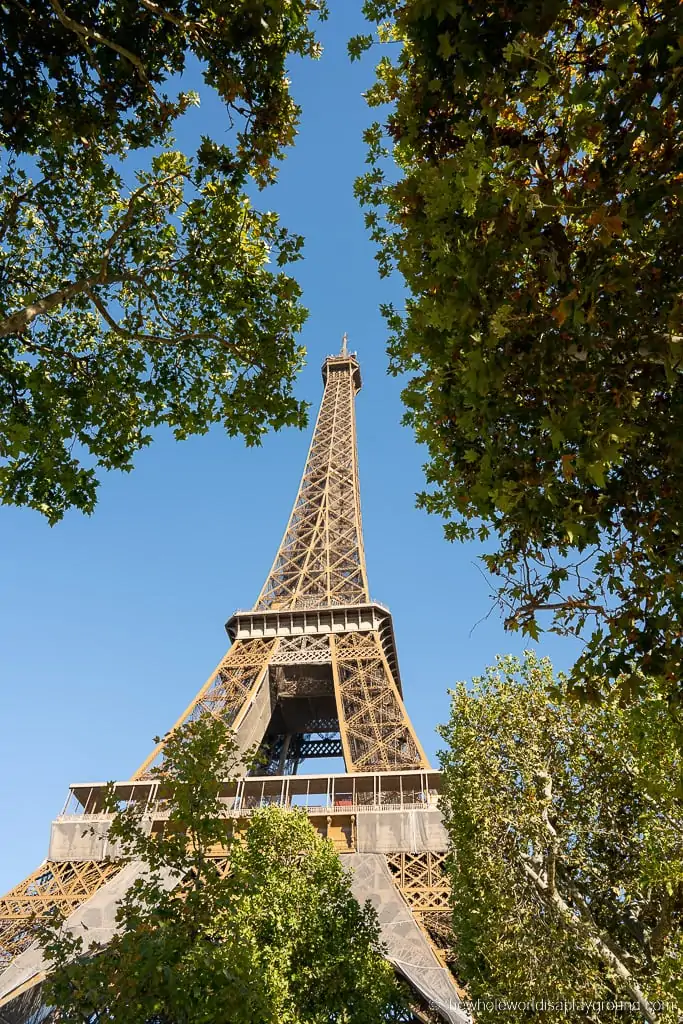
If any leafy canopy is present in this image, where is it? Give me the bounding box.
[39,716,405,1023]
[2,0,325,176]
[439,652,683,1024]
[1,1,327,521]
[353,0,683,723]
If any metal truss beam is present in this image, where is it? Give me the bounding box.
[256,352,369,611]
[0,861,120,969]
[331,632,428,772]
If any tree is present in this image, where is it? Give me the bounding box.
[438,651,683,1024]
[38,716,405,1023]
[352,1,683,726]
[1,1,327,521]
[1,1,323,167]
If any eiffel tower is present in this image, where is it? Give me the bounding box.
[0,341,465,1024]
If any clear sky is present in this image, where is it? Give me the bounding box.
[0,2,580,893]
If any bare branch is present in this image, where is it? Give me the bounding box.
[508,598,607,623]
[534,769,558,893]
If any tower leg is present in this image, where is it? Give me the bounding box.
[345,853,466,1024]
[331,632,428,772]
[133,638,280,777]
[0,860,121,974]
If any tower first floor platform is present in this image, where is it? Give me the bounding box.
[0,771,466,1024]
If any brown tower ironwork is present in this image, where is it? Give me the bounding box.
[0,341,465,1024]
[257,343,369,611]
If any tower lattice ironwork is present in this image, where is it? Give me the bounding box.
[0,342,466,1024]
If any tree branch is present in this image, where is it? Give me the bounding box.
[534,769,557,892]
[648,892,672,958]
[506,598,607,632]
[100,172,186,276]
[20,335,93,371]
[86,288,223,348]
[519,854,657,1021]
[0,273,133,337]
[48,0,150,85]
[1,169,184,340]
[138,0,210,37]
[0,177,48,245]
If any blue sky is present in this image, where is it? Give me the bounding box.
[0,3,580,892]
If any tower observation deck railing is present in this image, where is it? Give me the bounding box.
[57,769,442,822]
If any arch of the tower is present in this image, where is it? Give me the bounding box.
[246,629,427,776]
[256,648,342,776]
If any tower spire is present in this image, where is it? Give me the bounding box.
[341,331,348,356]
[255,346,367,611]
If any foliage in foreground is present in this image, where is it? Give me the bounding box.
[353,0,683,723]
[1,1,327,521]
[39,716,404,1024]
[439,652,683,1024]
[2,0,323,167]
